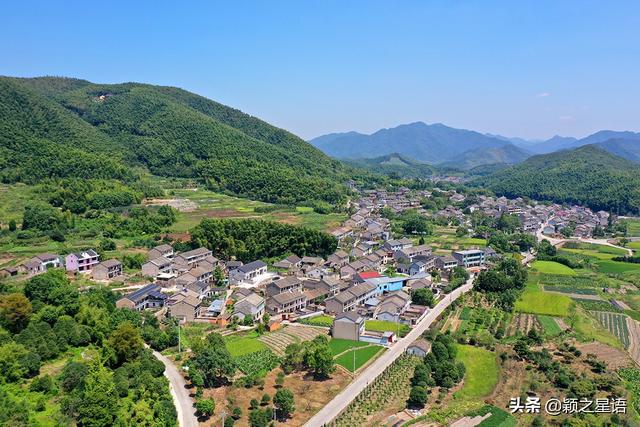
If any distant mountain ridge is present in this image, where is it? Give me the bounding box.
[311,122,640,169]
[309,121,530,169]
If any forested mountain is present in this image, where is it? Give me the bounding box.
[344,153,440,178]
[0,76,359,206]
[595,138,640,163]
[439,144,531,170]
[309,122,526,166]
[477,145,640,213]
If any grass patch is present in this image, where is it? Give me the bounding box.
[531,260,576,276]
[596,260,640,274]
[365,320,411,337]
[537,315,562,336]
[299,315,334,327]
[329,338,369,356]
[224,331,267,357]
[454,345,499,400]
[515,283,573,317]
[334,345,384,372]
[571,306,623,349]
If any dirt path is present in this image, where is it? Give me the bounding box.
[626,317,640,366]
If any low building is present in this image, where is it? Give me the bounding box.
[267,290,307,315]
[173,247,213,269]
[267,276,303,297]
[325,282,379,314]
[167,290,201,322]
[65,249,100,273]
[407,339,431,357]
[273,254,302,270]
[233,292,265,322]
[332,311,365,341]
[142,256,173,278]
[19,253,62,276]
[148,244,174,260]
[452,249,485,268]
[229,260,268,283]
[116,284,167,311]
[365,276,405,293]
[92,259,123,280]
[435,255,458,271]
[326,250,349,268]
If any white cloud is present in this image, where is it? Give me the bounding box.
[536,92,551,98]
[559,115,575,121]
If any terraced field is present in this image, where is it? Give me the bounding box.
[258,325,328,356]
[506,313,542,337]
[592,311,631,348]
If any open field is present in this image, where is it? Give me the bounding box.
[420,227,487,251]
[258,325,328,356]
[335,345,385,372]
[543,284,598,295]
[454,345,499,400]
[537,315,563,336]
[365,320,411,337]
[623,219,640,237]
[531,260,576,275]
[224,331,268,357]
[329,338,369,356]
[160,187,346,233]
[515,283,572,317]
[506,313,541,337]
[299,315,334,327]
[595,260,640,274]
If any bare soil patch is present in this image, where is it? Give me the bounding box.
[144,198,198,212]
[576,341,634,369]
[204,368,351,427]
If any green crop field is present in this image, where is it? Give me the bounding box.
[543,285,598,295]
[224,331,267,357]
[365,320,411,337]
[623,219,640,237]
[515,283,573,317]
[537,315,562,336]
[596,260,640,274]
[531,260,576,275]
[329,338,369,356]
[592,311,630,348]
[335,345,384,372]
[454,345,499,400]
[627,241,640,250]
[299,315,334,327]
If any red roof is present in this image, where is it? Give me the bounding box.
[358,271,381,279]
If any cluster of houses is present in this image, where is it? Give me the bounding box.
[1,250,123,280]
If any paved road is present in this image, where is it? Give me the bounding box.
[303,278,475,427]
[152,349,199,427]
[535,224,632,255]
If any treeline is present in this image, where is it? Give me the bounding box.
[190,218,338,262]
[0,270,177,426]
[407,334,465,408]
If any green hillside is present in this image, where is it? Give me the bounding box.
[477,145,640,213]
[345,153,439,178]
[0,76,355,206]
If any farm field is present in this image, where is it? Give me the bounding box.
[543,284,598,295]
[623,219,640,237]
[329,338,369,356]
[420,227,487,250]
[506,313,542,337]
[258,325,327,356]
[299,314,333,327]
[531,260,576,275]
[234,349,280,375]
[335,345,384,372]
[162,187,346,232]
[334,355,421,426]
[537,315,562,336]
[224,331,267,357]
[454,345,499,400]
[592,311,631,348]
[514,283,572,317]
[595,260,640,274]
[365,320,411,337]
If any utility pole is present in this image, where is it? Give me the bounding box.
[220,410,227,427]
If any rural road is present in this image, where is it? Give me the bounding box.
[152,349,199,427]
[304,278,475,427]
[536,224,632,256]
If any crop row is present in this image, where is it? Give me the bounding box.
[592,311,630,348]
[235,349,280,375]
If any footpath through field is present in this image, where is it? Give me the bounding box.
[303,277,475,427]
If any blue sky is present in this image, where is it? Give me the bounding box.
[2,1,639,140]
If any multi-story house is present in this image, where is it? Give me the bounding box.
[65,249,100,273]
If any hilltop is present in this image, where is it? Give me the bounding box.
[0,76,356,206]
[477,145,640,213]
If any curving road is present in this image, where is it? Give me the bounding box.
[304,278,475,427]
[152,349,199,427]
[536,224,632,256]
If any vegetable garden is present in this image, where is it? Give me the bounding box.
[332,355,421,426]
[235,349,280,375]
[592,311,631,348]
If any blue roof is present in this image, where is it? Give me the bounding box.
[207,299,225,312]
[124,284,166,303]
